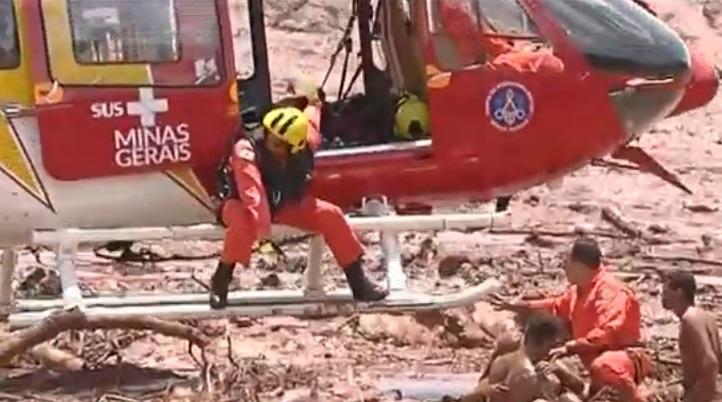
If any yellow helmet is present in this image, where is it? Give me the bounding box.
[262,107,309,154]
[394,92,430,140]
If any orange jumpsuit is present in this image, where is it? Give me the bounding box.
[524,268,652,401]
[437,2,564,75]
[219,105,364,269]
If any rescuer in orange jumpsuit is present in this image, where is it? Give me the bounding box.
[501,237,652,402]
[209,105,388,309]
[437,1,565,75]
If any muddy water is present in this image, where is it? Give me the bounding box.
[376,372,479,400]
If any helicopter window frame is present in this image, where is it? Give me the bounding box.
[228,0,255,81]
[0,0,21,70]
[39,0,227,88]
[65,0,183,66]
[425,0,546,72]
[472,0,542,40]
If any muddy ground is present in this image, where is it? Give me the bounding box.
[1,0,722,401]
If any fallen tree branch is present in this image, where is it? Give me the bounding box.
[0,308,209,365]
[489,228,623,240]
[657,356,681,366]
[601,207,642,238]
[641,254,722,268]
[491,226,687,246]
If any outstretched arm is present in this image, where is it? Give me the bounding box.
[520,288,573,319]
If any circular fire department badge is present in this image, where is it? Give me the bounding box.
[486,81,534,132]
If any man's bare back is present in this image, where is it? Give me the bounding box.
[460,312,582,402]
[491,350,563,402]
[679,306,721,401]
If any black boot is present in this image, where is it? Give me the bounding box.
[343,258,389,302]
[209,261,235,309]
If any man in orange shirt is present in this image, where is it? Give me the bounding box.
[209,105,388,309]
[501,237,652,402]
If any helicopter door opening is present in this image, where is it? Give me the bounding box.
[31,0,238,181]
[419,0,628,185]
[231,0,432,158]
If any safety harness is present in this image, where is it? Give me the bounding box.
[254,143,314,215]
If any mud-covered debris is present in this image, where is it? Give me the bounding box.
[567,202,597,214]
[648,223,670,234]
[260,273,282,288]
[605,242,642,259]
[601,206,642,238]
[418,236,438,262]
[257,255,280,272]
[17,267,61,298]
[701,233,717,247]
[524,233,561,248]
[358,314,434,346]
[437,255,470,278]
[703,0,722,27]
[683,203,719,213]
[284,256,308,273]
[231,316,255,328]
[524,194,541,206]
[265,317,310,332]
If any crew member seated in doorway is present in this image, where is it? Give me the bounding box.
[461,313,585,402]
[210,105,388,309]
[661,270,721,402]
[500,237,653,402]
[437,2,564,75]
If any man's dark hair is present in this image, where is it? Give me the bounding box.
[665,270,696,303]
[523,312,564,347]
[570,236,602,268]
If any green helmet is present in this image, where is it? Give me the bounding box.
[394,92,430,140]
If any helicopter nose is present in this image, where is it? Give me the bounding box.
[608,49,719,139]
[607,68,690,140]
[667,50,720,117]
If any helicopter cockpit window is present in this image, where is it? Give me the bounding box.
[472,0,539,37]
[68,0,180,64]
[43,0,224,86]
[427,0,543,71]
[0,0,20,70]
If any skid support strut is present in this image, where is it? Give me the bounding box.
[360,197,407,292]
[0,248,16,309]
[304,236,325,297]
[57,234,82,307]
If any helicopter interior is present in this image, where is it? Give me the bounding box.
[234,0,559,155]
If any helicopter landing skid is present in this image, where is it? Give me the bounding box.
[5,210,509,328]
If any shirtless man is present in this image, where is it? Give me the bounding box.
[661,270,721,402]
[460,313,583,402]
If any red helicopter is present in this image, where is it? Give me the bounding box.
[0,0,718,326]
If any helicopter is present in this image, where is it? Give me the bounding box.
[0,0,718,327]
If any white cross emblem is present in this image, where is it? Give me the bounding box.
[126,88,168,127]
